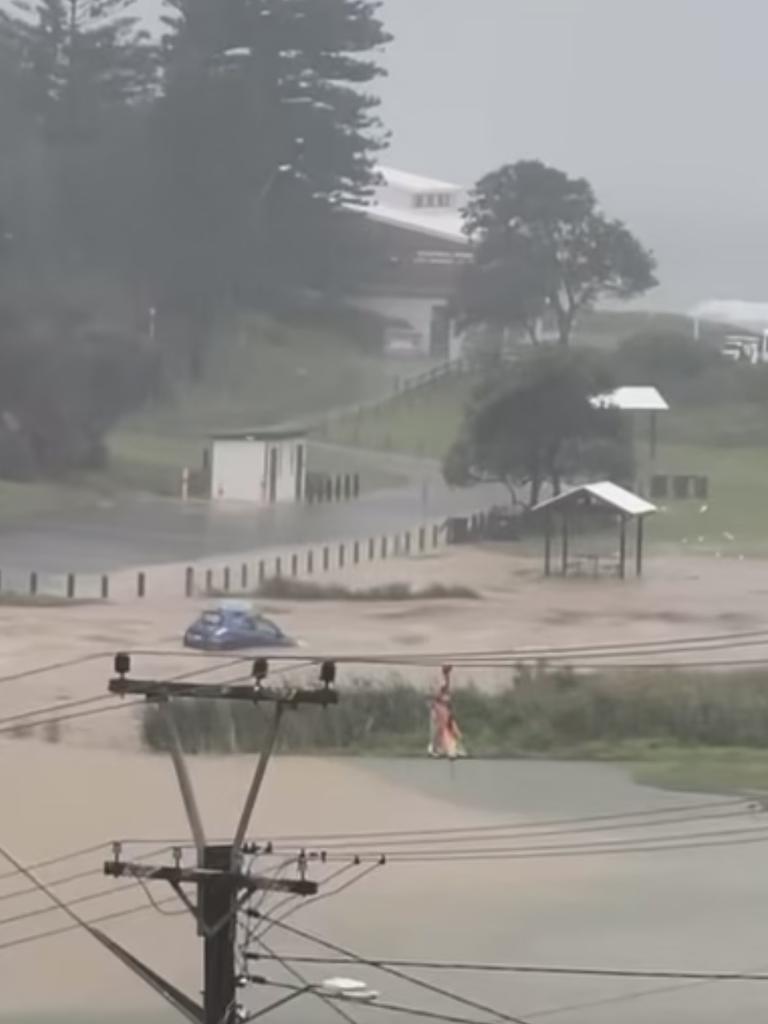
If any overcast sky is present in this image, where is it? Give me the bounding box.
[134,1,768,309]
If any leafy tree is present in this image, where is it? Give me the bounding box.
[0,297,157,477]
[458,160,658,346]
[444,348,631,507]
[149,0,391,377]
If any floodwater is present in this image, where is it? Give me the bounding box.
[2,751,768,1024]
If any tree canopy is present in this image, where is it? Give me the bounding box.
[456,160,658,346]
[0,0,392,475]
[444,348,632,507]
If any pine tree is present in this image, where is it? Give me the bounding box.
[7,0,155,142]
[151,0,391,375]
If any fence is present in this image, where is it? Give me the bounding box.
[0,516,459,603]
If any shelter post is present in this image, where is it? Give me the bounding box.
[544,514,553,577]
[650,411,658,461]
[618,515,627,579]
[636,515,645,577]
[560,513,569,577]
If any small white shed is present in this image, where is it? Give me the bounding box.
[209,426,307,506]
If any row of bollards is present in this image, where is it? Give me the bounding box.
[16,521,450,601]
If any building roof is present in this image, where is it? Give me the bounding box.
[376,166,464,194]
[363,204,467,244]
[689,299,768,331]
[532,481,657,518]
[591,386,670,412]
[345,165,470,245]
[210,424,307,442]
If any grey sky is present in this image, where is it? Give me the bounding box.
[124,1,768,309]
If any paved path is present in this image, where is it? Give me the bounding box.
[0,446,504,573]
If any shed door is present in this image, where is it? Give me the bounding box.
[268,447,278,503]
[295,443,305,501]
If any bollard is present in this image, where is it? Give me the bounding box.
[419,527,426,553]
[334,476,342,502]
[241,564,249,590]
[432,524,440,548]
[258,561,266,585]
[205,568,214,594]
[29,572,37,596]
[353,541,360,565]
[343,475,352,500]
[223,567,231,592]
[137,572,146,599]
[185,567,195,598]
[291,554,299,577]
[307,550,314,575]
[66,573,76,600]
[353,473,360,498]
[368,537,376,561]
[393,535,401,557]
[381,537,388,560]
[338,544,345,569]
[323,547,330,571]
[325,478,333,503]
[101,575,109,600]
[404,532,411,556]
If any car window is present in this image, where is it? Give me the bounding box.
[202,611,222,626]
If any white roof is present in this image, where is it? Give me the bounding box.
[592,386,669,412]
[689,299,768,331]
[533,481,657,517]
[376,166,463,194]
[363,203,466,244]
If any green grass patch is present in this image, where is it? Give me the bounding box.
[325,371,473,459]
[100,317,432,496]
[218,578,480,602]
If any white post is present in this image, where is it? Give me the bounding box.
[181,467,190,502]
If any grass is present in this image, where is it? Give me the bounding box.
[219,578,480,601]
[0,317,424,512]
[326,371,472,459]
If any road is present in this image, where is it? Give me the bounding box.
[0,447,505,573]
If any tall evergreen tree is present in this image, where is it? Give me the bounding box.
[151,0,391,375]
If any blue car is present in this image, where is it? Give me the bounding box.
[183,602,296,651]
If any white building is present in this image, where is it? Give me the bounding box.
[347,167,471,361]
[209,426,307,506]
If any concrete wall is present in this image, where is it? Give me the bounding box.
[351,294,464,359]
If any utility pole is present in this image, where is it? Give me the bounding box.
[103,653,339,1024]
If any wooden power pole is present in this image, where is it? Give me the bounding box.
[102,653,339,1024]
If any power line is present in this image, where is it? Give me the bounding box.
[254,916,531,1024]
[0,895,177,953]
[270,806,758,852]
[254,980,524,1024]
[324,830,768,864]
[0,842,110,884]
[256,933,359,1024]
[252,863,383,943]
[250,954,768,983]
[0,843,173,904]
[0,698,145,737]
[315,823,768,861]
[261,798,747,845]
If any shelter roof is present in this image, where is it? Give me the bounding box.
[591,386,669,412]
[532,481,657,518]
